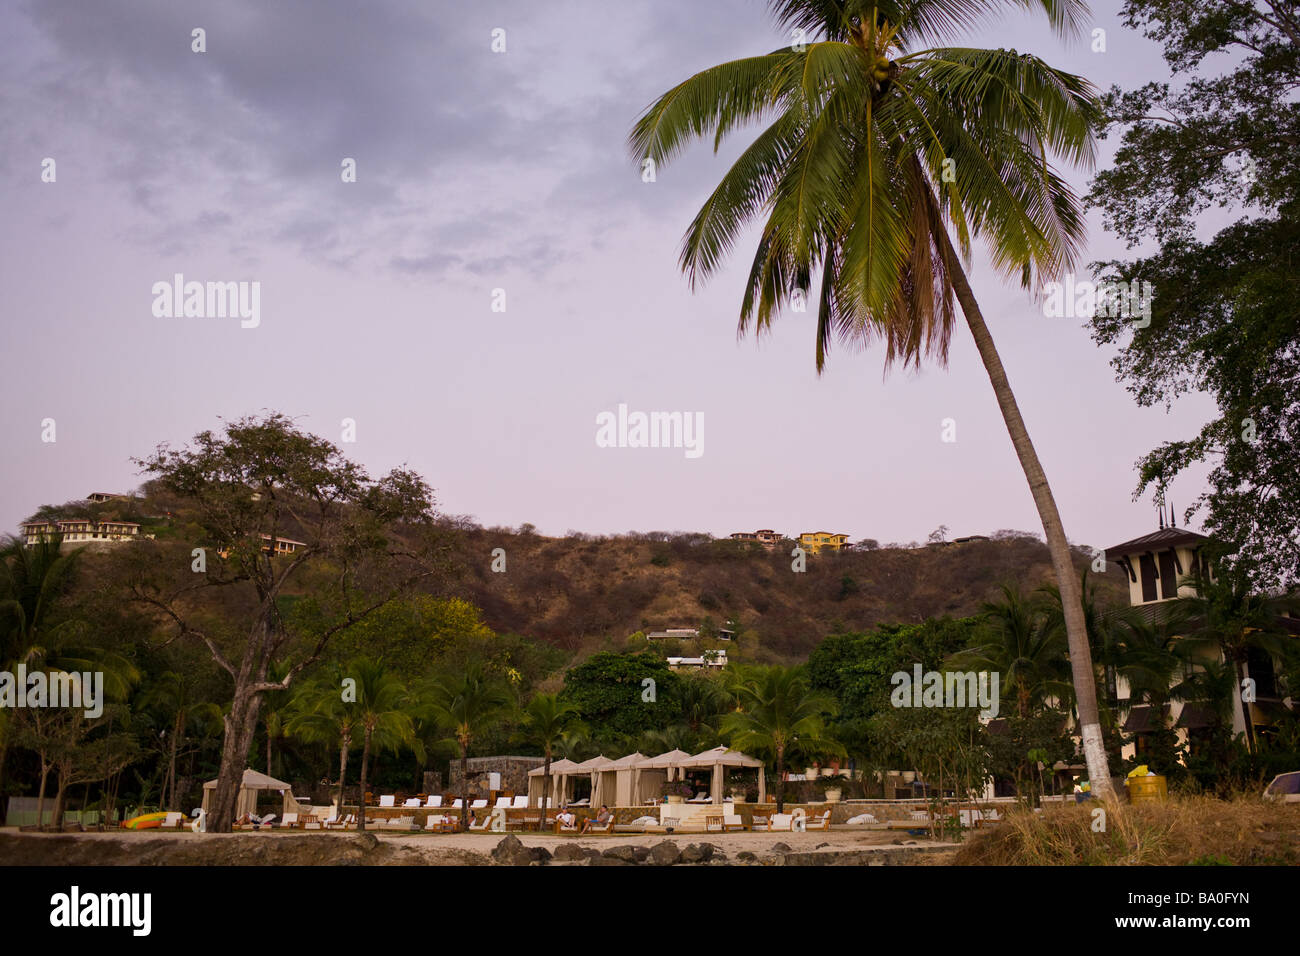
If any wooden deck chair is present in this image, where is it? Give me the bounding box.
[805,810,831,831]
[162,812,185,830]
[723,812,745,832]
[278,812,300,829]
[749,814,770,831]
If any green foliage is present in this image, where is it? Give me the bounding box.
[1088,0,1300,588]
[560,652,682,739]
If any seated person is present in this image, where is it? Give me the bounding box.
[580,805,612,833]
[555,807,577,829]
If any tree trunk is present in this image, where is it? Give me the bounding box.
[460,744,470,832]
[53,763,69,829]
[775,747,785,814]
[335,730,351,814]
[934,222,1116,802]
[1232,655,1256,756]
[36,761,50,829]
[357,726,373,833]
[539,751,552,830]
[209,686,264,832]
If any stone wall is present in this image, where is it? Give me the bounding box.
[446,756,544,799]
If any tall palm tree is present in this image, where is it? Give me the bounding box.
[520,693,582,827]
[721,666,841,811]
[286,665,360,817]
[629,0,1113,798]
[425,666,510,831]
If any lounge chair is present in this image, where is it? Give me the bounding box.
[162,811,185,830]
[511,795,529,809]
[424,795,442,808]
[494,796,512,809]
[450,799,464,809]
[379,795,396,808]
[325,813,355,830]
[723,813,745,832]
[586,814,615,834]
[278,812,300,829]
[750,814,770,831]
[768,813,794,831]
[805,810,831,831]
[471,799,488,810]
[425,814,454,832]
[554,815,579,834]
[468,814,493,831]
[403,798,422,809]
[686,792,711,803]
[845,813,877,825]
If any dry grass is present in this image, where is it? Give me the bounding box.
[953,795,1300,866]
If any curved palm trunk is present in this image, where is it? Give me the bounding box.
[774,746,785,814]
[935,223,1116,802]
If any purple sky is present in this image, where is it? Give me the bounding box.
[0,0,1220,553]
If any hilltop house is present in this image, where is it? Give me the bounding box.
[798,531,850,554]
[20,518,142,548]
[728,529,782,550]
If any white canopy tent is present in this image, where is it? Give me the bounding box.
[595,752,646,807]
[526,758,579,808]
[202,769,301,819]
[677,747,766,804]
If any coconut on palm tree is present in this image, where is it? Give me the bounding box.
[629,0,1114,798]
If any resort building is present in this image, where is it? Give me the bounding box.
[798,531,850,554]
[86,491,129,503]
[216,534,308,558]
[646,627,700,641]
[667,649,728,671]
[1104,513,1297,764]
[20,518,142,548]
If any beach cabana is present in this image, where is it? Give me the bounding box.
[595,752,646,806]
[677,747,766,804]
[526,758,579,808]
[631,749,692,804]
[202,769,300,819]
[569,755,616,804]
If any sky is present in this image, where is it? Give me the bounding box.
[0,0,1220,553]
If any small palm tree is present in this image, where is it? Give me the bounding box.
[137,671,222,810]
[424,666,510,831]
[286,665,359,816]
[957,584,1068,718]
[520,693,582,827]
[1173,571,1299,755]
[721,666,841,811]
[630,0,1113,799]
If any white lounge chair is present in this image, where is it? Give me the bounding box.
[494,797,511,809]
[403,798,421,808]
[468,814,492,831]
[806,810,831,831]
[162,811,185,830]
[424,795,442,808]
[379,795,396,808]
[279,812,300,828]
[723,813,745,832]
[769,813,794,831]
[425,814,453,832]
[450,798,463,809]
[471,799,488,809]
[512,795,529,809]
[845,813,878,825]
[325,813,355,830]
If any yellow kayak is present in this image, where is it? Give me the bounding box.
[121,811,169,830]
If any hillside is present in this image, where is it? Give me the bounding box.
[441,527,1130,661]
[14,490,1131,664]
